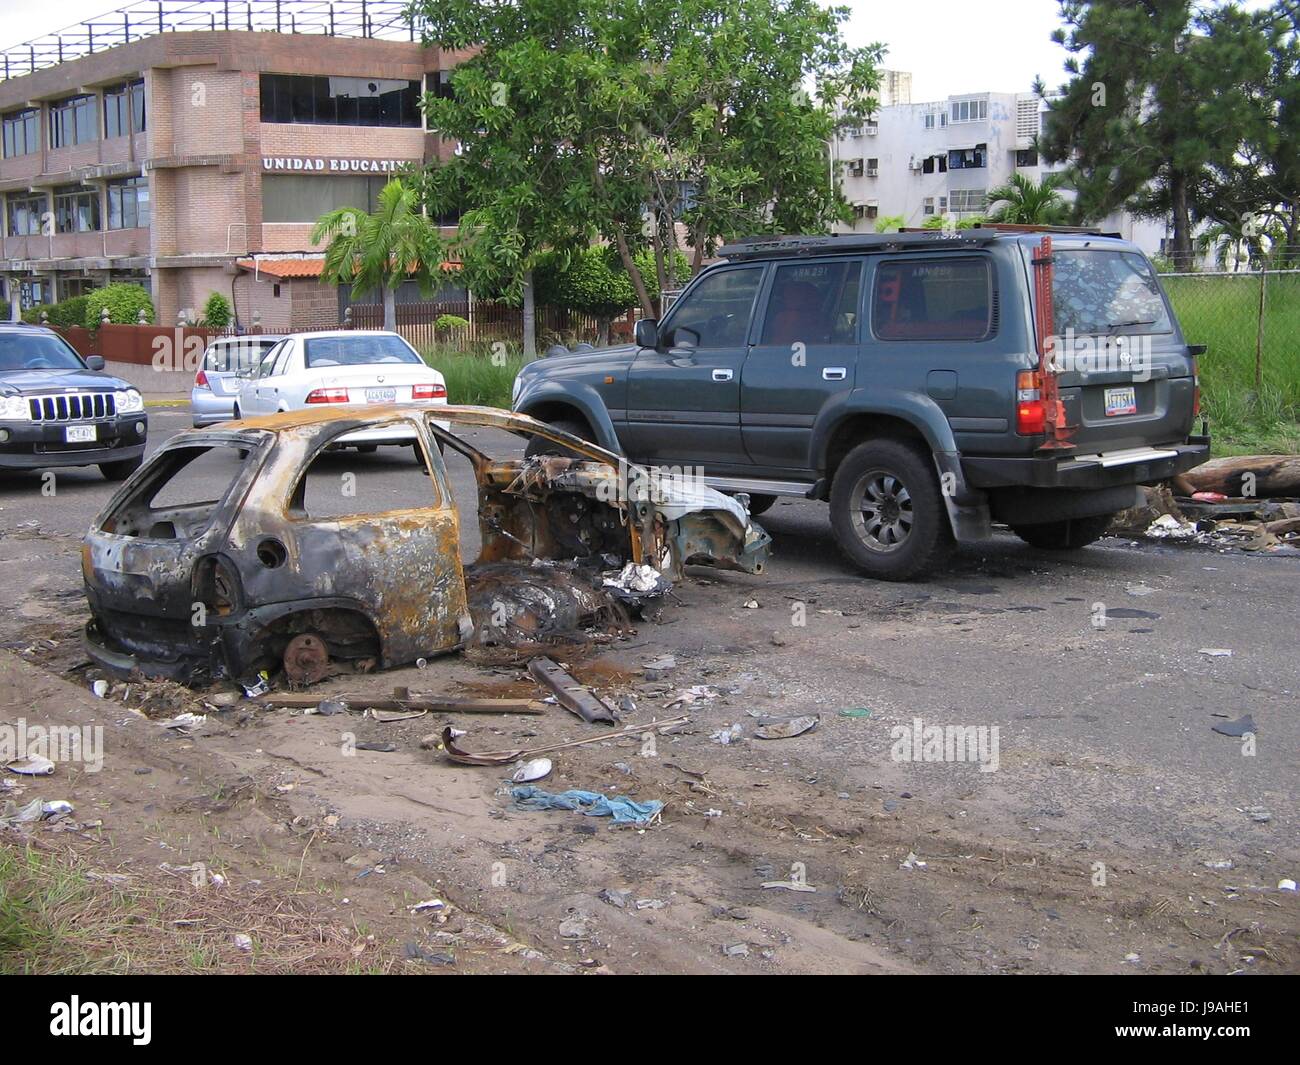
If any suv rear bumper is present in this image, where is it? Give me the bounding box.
[962,437,1210,490]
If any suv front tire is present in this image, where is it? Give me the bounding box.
[829,439,952,581]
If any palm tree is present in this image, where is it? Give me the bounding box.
[985,172,1070,226]
[874,214,905,234]
[311,179,444,331]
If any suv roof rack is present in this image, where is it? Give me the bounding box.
[929,222,1122,237]
[718,231,1001,260]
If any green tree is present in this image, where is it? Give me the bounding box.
[310,178,443,332]
[85,284,153,328]
[411,0,882,338]
[1041,0,1273,260]
[873,214,905,233]
[986,172,1070,225]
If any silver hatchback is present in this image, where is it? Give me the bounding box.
[190,335,286,426]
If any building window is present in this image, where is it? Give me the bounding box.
[49,95,99,148]
[6,192,46,236]
[1015,148,1039,168]
[259,74,420,127]
[948,144,987,170]
[2,109,39,158]
[53,184,100,233]
[108,176,149,229]
[262,174,394,222]
[19,279,48,308]
[923,197,935,216]
[922,154,947,174]
[104,80,146,138]
[949,189,987,214]
[59,277,98,300]
[949,98,988,124]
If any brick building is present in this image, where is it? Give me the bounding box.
[0,1,464,329]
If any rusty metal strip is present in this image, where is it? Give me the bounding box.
[438,716,691,766]
[527,655,618,724]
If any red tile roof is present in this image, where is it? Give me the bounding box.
[236,258,463,280]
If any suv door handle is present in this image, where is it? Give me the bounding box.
[823,367,847,381]
[712,369,733,382]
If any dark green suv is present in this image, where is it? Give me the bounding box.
[512,229,1209,580]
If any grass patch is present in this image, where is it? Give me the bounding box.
[420,344,527,408]
[0,841,392,974]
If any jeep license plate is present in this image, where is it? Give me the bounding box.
[65,425,97,443]
[365,387,396,403]
[1104,386,1137,417]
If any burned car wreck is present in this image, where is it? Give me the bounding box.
[81,406,770,685]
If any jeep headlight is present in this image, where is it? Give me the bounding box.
[114,389,144,413]
[1,395,30,420]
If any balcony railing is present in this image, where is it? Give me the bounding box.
[1,0,417,82]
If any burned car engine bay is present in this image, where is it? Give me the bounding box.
[80,406,771,688]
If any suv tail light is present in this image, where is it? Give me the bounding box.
[194,369,210,390]
[1016,370,1046,435]
[305,388,350,404]
[412,383,447,401]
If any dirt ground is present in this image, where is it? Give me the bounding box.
[2,512,1296,974]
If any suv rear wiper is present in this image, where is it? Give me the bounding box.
[1104,318,1157,332]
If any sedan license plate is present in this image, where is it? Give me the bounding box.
[65,424,97,443]
[1104,386,1137,417]
[365,387,396,403]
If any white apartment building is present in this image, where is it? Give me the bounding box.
[832,78,1171,256]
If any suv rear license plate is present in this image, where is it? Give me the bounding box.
[65,425,97,443]
[1104,386,1137,416]
[365,387,396,403]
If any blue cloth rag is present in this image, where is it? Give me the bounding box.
[510,785,663,825]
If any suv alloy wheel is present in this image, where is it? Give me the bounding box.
[829,439,952,580]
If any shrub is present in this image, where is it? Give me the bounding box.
[435,314,470,330]
[202,292,233,330]
[20,295,91,327]
[84,284,154,327]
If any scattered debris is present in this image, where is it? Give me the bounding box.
[900,851,928,870]
[511,757,553,783]
[761,879,816,893]
[408,899,446,914]
[710,723,743,745]
[1199,648,1233,658]
[233,933,253,953]
[1211,714,1257,737]
[1242,806,1273,824]
[437,716,690,767]
[0,798,73,825]
[91,679,109,698]
[667,685,720,709]
[354,741,397,753]
[528,655,618,724]
[753,713,819,740]
[598,888,631,909]
[511,785,664,825]
[722,942,750,957]
[839,707,871,719]
[4,755,54,776]
[368,708,428,723]
[1279,879,1297,893]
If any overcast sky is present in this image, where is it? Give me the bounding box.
[0,0,1279,101]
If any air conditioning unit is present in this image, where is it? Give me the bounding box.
[848,159,864,177]
[864,124,879,136]
[867,167,879,177]
[909,157,923,171]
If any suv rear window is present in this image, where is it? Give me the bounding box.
[204,338,279,372]
[1051,249,1171,335]
[872,258,992,341]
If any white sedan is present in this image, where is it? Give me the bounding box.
[232,330,447,449]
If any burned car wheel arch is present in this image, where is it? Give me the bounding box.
[82,405,771,685]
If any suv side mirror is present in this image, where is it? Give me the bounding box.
[634,318,660,349]
[85,355,105,371]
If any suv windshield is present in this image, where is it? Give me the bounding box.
[0,332,86,371]
[1051,249,1172,335]
[304,335,422,368]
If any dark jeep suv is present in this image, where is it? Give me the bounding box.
[0,323,148,480]
[512,229,1209,579]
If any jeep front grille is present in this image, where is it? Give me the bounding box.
[27,392,116,422]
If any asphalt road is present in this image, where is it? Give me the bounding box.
[1,403,1296,875]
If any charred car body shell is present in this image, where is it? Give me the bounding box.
[82,405,770,683]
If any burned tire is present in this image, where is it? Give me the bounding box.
[743,493,777,517]
[1010,513,1116,551]
[829,439,952,581]
[524,417,593,459]
[99,456,143,482]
